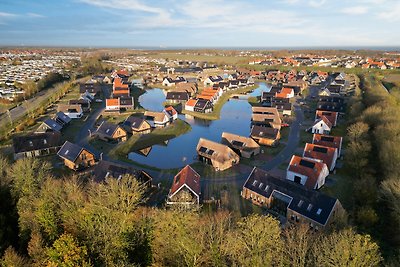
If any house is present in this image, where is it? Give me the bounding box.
[144,111,170,128]
[105,98,120,112]
[276,87,295,98]
[69,99,90,112]
[196,138,240,171]
[36,118,63,133]
[221,132,261,158]
[94,121,128,142]
[92,160,152,186]
[79,83,101,96]
[185,99,197,112]
[166,91,189,104]
[312,134,343,156]
[13,132,62,160]
[164,106,178,122]
[57,104,83,119]
[167,165,201,206]
[123,115,151,134]
[57,141,96,171]
[162,77,186,87]
[204,76,223,86]
[241,167,343,230]
[54,111,71,126]
[310,116,332,135]
[303,143,338,171]
[251,107,282,130]
[175,82,198,96]
[315,110,338,127]
[193,99,213,113]
[119,96,134,110]
[287,155,329,190]
[317,96,346,113]
[250,125,281,147]
[272,99,292,116]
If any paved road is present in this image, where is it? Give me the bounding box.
[0,81,69,128]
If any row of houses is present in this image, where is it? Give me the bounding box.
[105,70,135,112]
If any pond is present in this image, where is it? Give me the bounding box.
[128,83,271,169]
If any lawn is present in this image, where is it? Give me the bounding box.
[109,119,191,160]
[182,85,258,120]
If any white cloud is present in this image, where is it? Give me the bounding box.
[27,13,45,18]
[0,12,17,17]
[308,0,327,8]
[79,0,166,14]
[377,2,400,21]
[341,6,368,15]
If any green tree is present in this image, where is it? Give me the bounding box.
[223,214,283,267]
[0,247,30,267]
[45,233,91,267]
[311,228,382,267]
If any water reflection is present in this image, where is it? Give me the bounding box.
[128,83,271,169]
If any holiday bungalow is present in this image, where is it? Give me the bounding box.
[286,155,329,190]
[196,138,240,171]
[167,165,201,206]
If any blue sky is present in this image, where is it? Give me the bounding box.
[0,0,399,47]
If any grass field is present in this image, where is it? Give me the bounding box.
[109,119,191,160]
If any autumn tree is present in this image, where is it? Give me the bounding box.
[223,214,283,267]
[310,228,382,267]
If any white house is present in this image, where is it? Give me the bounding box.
[57,104,83,119]
[286,155,330,190]
[310,116,332,135]
[105,98,120,112]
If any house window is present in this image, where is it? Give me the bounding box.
[291,215,295,221]
[294,175,302,184]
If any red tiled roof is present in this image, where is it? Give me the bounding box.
[312,134,342,152]
[106,98,119,106]
[315,110,338,126]
[288,155,327,189]
[186,99,197,107]
[169,165,201,197]
[303,143,337,170]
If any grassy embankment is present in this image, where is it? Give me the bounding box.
[109,119,191,162]
[182,85,258,120]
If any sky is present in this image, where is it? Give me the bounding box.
[0,0,399,48]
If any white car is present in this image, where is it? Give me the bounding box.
[95,99,103,103]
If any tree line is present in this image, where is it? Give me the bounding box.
[0,156,383,266]
[344,73,400,263]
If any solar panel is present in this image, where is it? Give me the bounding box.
[207,149,214,155]
[321,136,334,142]
[199,146,207,153]
[232,140,244,147]
[313,146,328,153]
[299,159,315,169]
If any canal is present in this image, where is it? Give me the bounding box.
[128,83,271,169]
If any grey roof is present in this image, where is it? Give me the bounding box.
[96,122,120,137]
[13,132,62,154]
[54,111,71,125]
[243,167,338,226]
[124,116,147,130]
[57,141,90,162]
[43,118,63,132]
[92,160,152,184]
[120,96,134,106]
[166,91,189,101]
